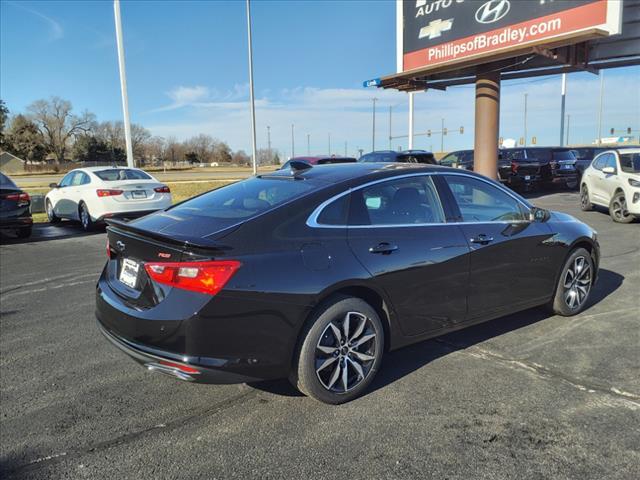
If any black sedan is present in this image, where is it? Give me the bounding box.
[0,172,32,238]
[96,163,599,404]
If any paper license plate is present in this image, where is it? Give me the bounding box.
[119,258,140,288]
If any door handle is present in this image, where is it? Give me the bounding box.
[369,242,398,254]
[469,234,494,245]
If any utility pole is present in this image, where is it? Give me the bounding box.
[408,92,415,149]
[328,133,331,155]
[560,73,567,146]
[440,118,445,153]
[372,98,378,151]
[344,141,347,156]
[566,114,571,146]
[524,93,528,147]
[245,0,258,174]
[307,133,310,155]
[113,0,134,168]
[267,125,271,163]
[291,124,295,158]
[388,105,392,150]
[597,70,604,144]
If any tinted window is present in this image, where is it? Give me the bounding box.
[95,169,152,181]
[349,175,445,225]
[525,149,552,161]
[440,152,460,166]
[619,153,640,173]
[171,177,316,226]
[359,152,398,163]
[0,173,17,188]
[552,150,576,160]
[397,153,436,164]
[503,149,525,161]
[445,175,526,222]
[317,194,349,225]
[59,172,75,187]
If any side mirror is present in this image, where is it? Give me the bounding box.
[49,182,58,188]
[602,166,616,174]
[530,207,549,222]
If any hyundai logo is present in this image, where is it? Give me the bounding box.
[475,0,510,24]
[116,240,126,252]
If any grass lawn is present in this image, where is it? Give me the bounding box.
[27,180,235,224]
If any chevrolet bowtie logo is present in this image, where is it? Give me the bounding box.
[418,18,453,40]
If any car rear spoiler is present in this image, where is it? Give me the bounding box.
[105,218,233,253]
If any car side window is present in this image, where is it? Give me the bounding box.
[604,154,617,171]
[58,172,75,187]
[316,194,349,226]
[440,152,459,166]
[349,175,445,226]
[592,155,605,170]
[81,172,91,185]
[444,175,527,222]
[71,172,85,186]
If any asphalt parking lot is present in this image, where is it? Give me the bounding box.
[1,191,638,480]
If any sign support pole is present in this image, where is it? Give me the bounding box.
[473,70,500,180]
[408,92,415,150]
[560,73,567,146]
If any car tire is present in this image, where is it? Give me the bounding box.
[548,247,594,316]
[46,200,60,223]
[609,191,635,223]
[79,202,93,231]
[580,184,593,211]
[291,295,385,404]
[16,226,32,239]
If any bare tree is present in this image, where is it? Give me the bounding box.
[27,96,95,163]
[186,134,214,164]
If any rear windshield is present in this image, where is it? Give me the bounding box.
[95,169,152,181]
[397,153,435,164]
[170,177,316,224]
[0,173,18,189]
[619,153,640,173]
[360,152,397,162]
[552,150,576,160]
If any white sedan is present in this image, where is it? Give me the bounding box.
[45,167,172,230]
[580,148,640,223]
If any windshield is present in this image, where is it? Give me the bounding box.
[0,173,18,189]
[619,153,640,173]
[360,152,398,162]
[170,177,317,226]
[552,150,576,160]
[95,169,152,181]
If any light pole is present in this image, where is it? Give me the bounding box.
[344,141,347,156]
[559,73,567,146]
[307,133,310,155]
[523,93,528,147]
[408,92,415,149]
[388,105,392,150]
[440,118,445,153]
[328,133,331,155]
[566,114,571,146]
[245,0,258,174]
[113,0,134,168]
[372,97,378,151]
[267,125,271,164]
[291,124,295,158]
[597,70,604,144]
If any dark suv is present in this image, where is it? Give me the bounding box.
[500,147,579,190]
[439,149,510,183]
[359,150,437,164]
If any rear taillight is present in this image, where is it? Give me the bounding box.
[144,260,241,296]
[6,192,30,205]
[97,189,124,197]
[511,161,519,174]
[154,186,171,193]
[106,239,112,259]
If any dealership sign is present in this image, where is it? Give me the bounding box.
[398,0,623,73]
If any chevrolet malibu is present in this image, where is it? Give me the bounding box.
[96,163,599,404]
[46,167,172,230]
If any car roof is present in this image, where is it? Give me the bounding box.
[260,161,478,185]
[80,166,143,172]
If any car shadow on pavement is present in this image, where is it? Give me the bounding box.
[251,268,623,400]
[0,222,104,245]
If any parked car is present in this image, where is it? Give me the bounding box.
[359,150,437,164]
[439,149,511,183]
[0,172,32,238]
[45,167,172,231]
[280,156,356,170]
[580,148,640,223]
[572,145,640,183]
[97,162,599,404]
[500,147,579,190]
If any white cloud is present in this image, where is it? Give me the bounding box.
[9,1,63,41]
[146,68,639,157]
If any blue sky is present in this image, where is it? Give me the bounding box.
[1,0,638,158]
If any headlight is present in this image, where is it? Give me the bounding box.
[629,178,640,188]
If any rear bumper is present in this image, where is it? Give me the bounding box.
[97,319,262,384]
[0,215,33,229]
[98,210,160,222]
